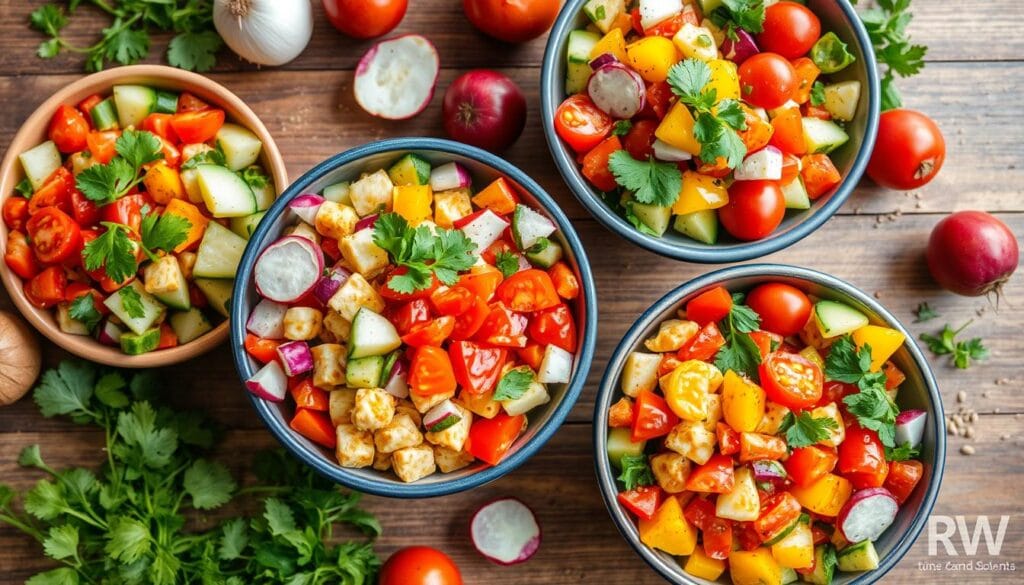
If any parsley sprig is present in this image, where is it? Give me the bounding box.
[713,293,763,379]
[608,151,683,207]
[493,367,534,402]
[77,130,164,205]
[82,213,191,283]
[666,59,748,168]
[825,335,900,447]
[783,411,839,449]
[913,301,939,323]
[920,321,989,369]
[617,454,655,491]
[372,213,477,293]
[494,251,520,278]
[708,0,767,40]
[857,0,928,110]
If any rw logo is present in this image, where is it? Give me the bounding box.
[928,515,1011,556]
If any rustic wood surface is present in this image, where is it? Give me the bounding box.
[1,0,1022,583]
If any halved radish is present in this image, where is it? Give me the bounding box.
[471,498,541,565]
[354,35,440,120]
[459,209,509,253]
[246,361,288,402]
[383,359,410,398]
[288,193,324,225]
[734,146,784,181]
[246,298,288,339]
[424,399,463,432]
[588,62,646,119]
[254,236,324,303]
[837,487,900,543]
[429,162,472,192]
[895,409,926,449]
[97,319,123,346]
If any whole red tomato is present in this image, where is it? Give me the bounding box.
[867,109,946,190]
[718,180,786,241]
[379,546,463,585]
[322,0,408,39]
[757,2,821,59]
[463,0,559,43]
[746,282,812,336]
[738,53,799,110]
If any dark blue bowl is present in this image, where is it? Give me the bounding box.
[593,264,944,583]
[541,0,880,263]
[231,138,598,498]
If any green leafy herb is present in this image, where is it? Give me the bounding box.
[913,301,939,322]
[612,119,633,136]
[885,441,920,462]
[167,29,222,72]
[373,213,477,293]
[843,383,899,447]
[810,32,857,73]
[857,0,927,110]
[495,251,520,278]
[82,223,138,285]
[493,367,534,402]
[666,59,747,168]
[77,130,163,204]
[825,334,900,447]
[810,81,827,106]
[710,0,767,39]
[68,293,102,332]
[180,146,227,170]
[824,335,880,385]
[140,213,191,258]
[118,286,146,319]
[15,178,34,198]
[920,322,989,369]
[608,150,683,207]
[785,411,839,448]
[241,166,270,189]
[713,294,763,379]
[617,454,655,491]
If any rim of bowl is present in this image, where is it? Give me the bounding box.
[592,264,945,584]
[0,64,288,368]
[230,137,599,498]
[540,0,881,263]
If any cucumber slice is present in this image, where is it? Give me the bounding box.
[322,181,352,205]
[802,117,850,154]
[155,90,179,114]
[804,544,838,585]
[216,123,263,171]
[387,154,431,186]
[380,350,402,386]
[582,0,623,33]
[764,513,803,546]
[19,140,62,190]
[144,257,191,310]
[229,211,267,240]
[607,427,645,469]
[673,209,719,244]
[349,307,402,359]
[814,300,869,338]
[836,540,879,572]
[194,221,248,279]
[781,567,799,585]
[194,278,233,317]
[511,204,556,250]
[113,85,157,128]
[697,0,725,14]
[89,98,119,131]
[195,164,256,218]
[781,176,811,210]
[169,308,213,344]
[630,201,671,236]
[346,356,386,389]
[103,281,165,336]
[251,175,276,211]
[120,327,161,355]
[524,238,564,268]
[566,30,600,94]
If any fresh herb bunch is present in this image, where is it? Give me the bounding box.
[713,293,764,380]
[82,213,192,285]
[372,213,477,294]
[667,59,748,168]
[920,321,989,369]
[855,0,928,110]
[608,151,682,208]
[824,335,900,447]
[29,0,223,72]
[0,361,381,585]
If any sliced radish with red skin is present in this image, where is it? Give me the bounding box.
[895,409,927,449]
[354,34,439,120]
[97,319,123,346]
[471,497,541,565]
[355,213,379,233]
[383,359,409,398]
[588,62,646,119]
[429,162,472,192]
[838,487,900,543]
[246,361,288,402]
[246,299,288,339]
[254,236,324,303]
[288,194,324,225]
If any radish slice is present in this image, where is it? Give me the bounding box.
[429,162,472,192]
[254,236,324,303]
[588,62,646,119]
[653,139,693,162]
[589,52,619,69]
[355,213,379,233]
[734,146,783,181]
[277,340,314,377]
[721,29,760,65]
[289,193,324,225]
[313,266,351,305]
[461,209,510,252]
[97,319,123,346]
[838,487,900,543]
[424,399,462,432]
[246,299,288,339]
[246,361,288,402]
[537,345,572,384]
[471,498,541,565]
[895,409,927,448]
[354,34,440,120]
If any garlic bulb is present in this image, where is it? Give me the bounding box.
[213,0,314,67]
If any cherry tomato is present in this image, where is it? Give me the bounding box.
[101,194,151,233]
[739,53,799,110]
[631,390,679,442]
[3,197,29,231]
[176,92,211,112]
[760,351,823,410]
[48,105,90,154]
[580,135,622,192]
[449,341,506,395]
[322,0,408,39]
[463,0,558,43]
[758,2,821,59]
[86,130,120,164]
[746,282,812,336]
[785,445,839,488]
[4,231,39,279]
[26,208,83,265]
[449,297,490,341]
[838,426,889,489]
[387,298,433,335]
[495,269,560,312]
[554,95,613,154]
[685,286,733,325]
[430,285,475,317]
[27,167,74,217]
[526,303,577,353]
[401,316,456,347]
[718,180,785,241]
[69,189,100,227]
[622,119,658,160]
[867,109,946,190]
[408,346,457,396]
[457,265,503,302]
[884,460,924,504]
[473,302,527,348]
[617,486,664,521]
[170,109,225,144]
[141,113,178,142]
[466,412,525,466]
[24,266,67,308]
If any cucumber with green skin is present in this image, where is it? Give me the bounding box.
[387,154,431,186]
[196,164,257,218]
[673,209,719,244]
[103,281,165,336]
[216,123,263,171]
[194,278,233,318]
[836,540,879,572]
[566,30,600,95]
[113,85,157,128]
[802,117,850,154]
[89,98,119,131]
[607,427,645,469]
[169,308,213,344]
[524,238,563,268]
[814,300,869,338]
[804,544,838,584]
[349,308,402,359]
[120,327,161,355]
[346,356,385,389]
[154,90,179,114]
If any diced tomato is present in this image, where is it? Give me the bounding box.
[704,518,733,560]
[811,524,830,545]
[26,207,83,265]
[754,492,803,542]
[430,285,475,316]
[68,189,100,227]
[156,136,181,167]
[170,109,225,144]
[739,432,787,462]
[526,303,577,353]
[380,267,440,301]
[685,454,735,493]
[480,238,517,267]
[882,361,906,390]
[640,81,673,120]
[27,167,74,217]
[884,459,924,504]
[64,283,107,313]
[401,316,456,347]
[141,113,178,142]
[472,177,520,215]
[735,522,763,551]
[459,265,503,302]
[495,269,560,312]
[176,92,210,112]
[802,103,831,120]
[101,193,152,233]
[685,286,733,325]
[658,353,683,378]
[466,411,526,466]
[791,57,821,104]
[548,262,580,301]
[617,486,664,521]
[4,231,39,279]
[678,321,726,361]
[684,497,717,530]
[408,346,457,395]
[49,104,90,154]
[737,105,775,153]
[3,196,29,231]
[780,152,801,184]
[608,397,635,428]
[769,107,807,155]
[290,409,337,449]
[474,302,528,348]
[631,390,679,442]
[289,377,330,411]
[77,94,103,125]
[838,425,889,489]
[717,422,741,456]
[86,130,120,164]
[387,298,433,336]
[642,5,699,36]
[189,283,208,308]
[580,135,622,192]
[157,323,179,349]
[621,119,658,161]
[24,266,66,308]
[785,446,839,488]
[449,341,506,395]
[516,343,545,371]
[817,380,857,409]
[244,334,281,364]
[449,297,490,341]
[320,237,341,262]
[801,154,841,199]
[748,330,783,360]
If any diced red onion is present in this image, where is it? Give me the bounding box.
[313,265,352,305]
[721,29,759,65]
[355,213,379,233]
[276,340,314,377]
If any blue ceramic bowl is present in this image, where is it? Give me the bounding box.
[541,1,880,263]
[593,265,944,584]
[231,138,598,498]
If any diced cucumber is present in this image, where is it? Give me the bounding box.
[251,174,276,211]
[782,176,811,210]
[697,0,724,14]
[823,81,861,122]
[607,427,645,469]
[120,327,161,355]
[169,308,213,344]
[155,90,179,114]
[804,544,838,585]
[501,376,550,416]
[216,123,263,171]
[524,238,564,268]
[566,30,600,94]
[19,140,62,190]
[193,221,247,279]
[103,281,165,336]
[673,209,719,244]
[194,278,233,318]
[781,567,799,585]
[764,513,803,546]
[144,257,191,310]
[322,181,352,205]
[511,204,556,250]
[836,540,879,572]
[195,164,256,217]
[89,98,119,131]
[630,201,672,236]
[349,307,402,359]
[56,304,90,336]
[380,350,402,386]
[582,0,624,33]
[230,211,267,240]
[814,300,869,338]
[113,85,157,128]
[346,356,385,388]
[387,154,431,186]
[802,117,850,154]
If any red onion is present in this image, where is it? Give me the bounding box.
[313,266,351,305]
[926,211,1018,296]
[589,52,619,69]
[442,69,527,153]
[721,29,760,65]
[355,213,379,233]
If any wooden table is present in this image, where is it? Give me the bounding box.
[1,1,1021,582]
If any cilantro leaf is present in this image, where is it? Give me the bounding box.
[98,24,150,68]
[118,286,146,320]
[617,454,655,491]
[920,322,989,369]
[26,568,79,585]
[18,444,46,469]
[721,0,767,33]
[885,441,920,462]
[693,113,746,168]
[29,5,68,37]
[141,213,191,254]
[714,331,762,379]
[183,459,236,510]
[68,293,102,332]
[181,147,227,170]
[42,524,79,561]
[94,373,129,408]
[858,0,926,111]
[785,411,839,448]
[667,59,714,110]
[168,30,223,72]
[430,227,478,284]
[843,384,899,447]
[82,224,137,284]
[913,301,939,323]
[76,158,136,204]
[608,151,682,207]
[716,99,748,131]
[612,120,633,136]
[219,518,249,561]
[824,335,873,384]
[494,368,535,401]
[242,166,270,189]
[34,360,96,419]
[728,294,761,333]
[115,130,163,169]
[495,251,520,278]
[264,497,297,535]
[113,402,178,471]
[105,517,152,563]
[15,178,34,197]
[373,213,476,292]
[810,81,827,106]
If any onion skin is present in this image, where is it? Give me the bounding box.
[926,211,1019,296]
[442,70,527,153]
[0,310,41,406]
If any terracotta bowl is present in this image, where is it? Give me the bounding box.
[0,65,287,367]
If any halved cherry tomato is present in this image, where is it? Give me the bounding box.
[4,231,38,279]
[480,238,517,267]
[838,426,890,489]
[760,351,823,410]
[68,189,100,227]
[290,409,337,449]
[3,197,29,231]
[678,321,726,361]
[474,302,527,347]
[449,341,506,395]
[449,297,490,341]
[289,377,330,411]
[704,517,734,560]
[466,411,526,465]
[170,109,225,144]
[26,208,82,265]
[157,323,179,349]
[49,105,90,154]
[244,334,281,364]
[458,264,503,302]
[755,492,803,542]
[622,119,659,161]
[716,422,741,456]
[141,113,178,142]
[548,262,580,300]
[580,135,622,192]
[685,286,733,325]
[785,445,839,488]
[884,460,924,504]
[641,6,698,37]
[101,193,151,233]
[408,346,457,395]
[516,343,546,371]
[430,285,474,316]
[176,92,210,112]
[769,107,807,155]
[749,330,782,360]
[527,303,577,353]
[24,266,66,308]
[86,130,120,164]
[401,316,455,347]
[27,167,74,216]
[818,380,857,410]
[631,390,679,442]
[554,94,613,154]
[685,453,735,493]
[496,269,561,312]
[388,298,433,335]
[381,267,440,301]
[801,154,841,199]
[618,486,664,521]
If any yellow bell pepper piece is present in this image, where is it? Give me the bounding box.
[852,325,906,372]
[143,162,186,205]
[684,547,726,580]
[707,59,740,102]
[638,495,697,556]
[626,36,679,83]
[798,346,825,370]
[672,171,729,215]
[721,371,765,433]
[655,102,701,155]
[590,28,628,64]
[392,185,433,225]
[163,199,209,253]
[790,473,852,516]
[673,23,719,62]
[729,548,784,585]
[659,360,722,421]
[771,520,815,569]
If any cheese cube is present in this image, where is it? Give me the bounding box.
[664,421,717,465]
[349,169,394,217]
[650,452,691,494]
[392,444,436,483]
[395,400,423,426]
[339,228,389,279]
[434,445,475,473]
[314,201,359,241]
[373,450,392,471]
[410,389,454,413]
[459,389,501,419]
[312,343,346,388]
[283,307,323,341]
[329,388,357,426]
[673,23,719,62]
[327,273,385,321]
[177,252,196,281]
[374,413,423,453]
[143,255,184,296]
[351,387,396,432]
[335,424,374,468]
[644,319,699,352]
[433,188,473,228]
